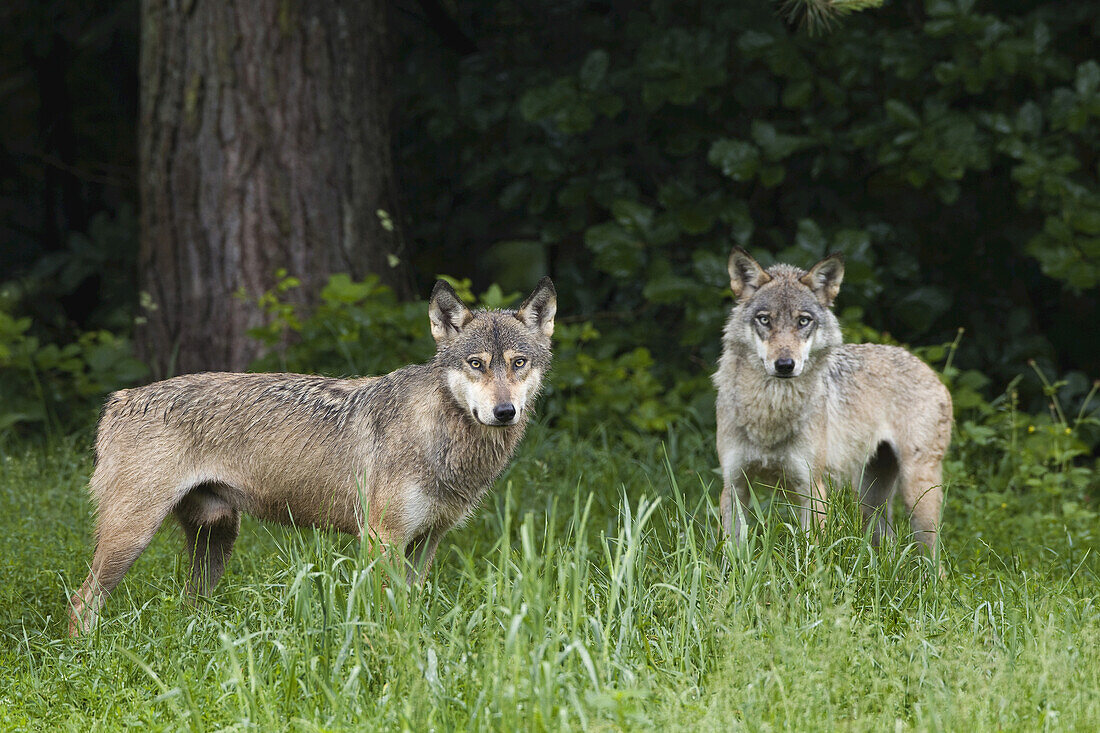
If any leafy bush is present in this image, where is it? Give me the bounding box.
[11,205,140,334]
[0,205,146,437]
[933,345,1100,544]
[248,271,433,377]
[542,320,710,440]
[397,0,1100,400]
[0,306,146,436]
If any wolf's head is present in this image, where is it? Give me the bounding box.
[429,277,556,427]
[723,248,844,379]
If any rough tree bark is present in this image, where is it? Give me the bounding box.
[139,0,407,376]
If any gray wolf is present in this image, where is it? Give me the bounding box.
[69,277,556,636]
[714,248,951,562]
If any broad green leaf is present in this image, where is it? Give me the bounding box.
[707,139,760,182]
[580,50,610,91]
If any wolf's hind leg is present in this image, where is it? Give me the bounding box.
[69,496,174,636]
[859,443,900,545]
[898,459,943,562]
[175,486,241,597]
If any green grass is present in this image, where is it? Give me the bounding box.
[1,423,1097,731]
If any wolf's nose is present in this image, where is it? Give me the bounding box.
[774,358,795,375]
[493,403,517,422]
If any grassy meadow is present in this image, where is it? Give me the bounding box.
[0,417,1097,731]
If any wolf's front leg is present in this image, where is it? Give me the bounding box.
[404,528,445,586]
[797,477,828,533]
[352,520,402,580]
[720,476,751,544]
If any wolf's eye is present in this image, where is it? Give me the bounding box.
[513,357,527,369]
[467,358,483,370]
[755,314,770,326]
[798,316,813,327]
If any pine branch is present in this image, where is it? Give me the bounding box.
[779,0,886,34]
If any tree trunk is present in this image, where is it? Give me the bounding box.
[138,0,407,377]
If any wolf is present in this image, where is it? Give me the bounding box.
[714,248,952,562]
[69,277,556,636]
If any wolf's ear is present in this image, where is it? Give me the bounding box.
[800,254,845,307]
[728,247,772,302]
[515,276,557,341]
[428,280,474,343]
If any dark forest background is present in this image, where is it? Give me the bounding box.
[1,0,1098,441]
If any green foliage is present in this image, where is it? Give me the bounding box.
[9,205,140,334]
[946,364,1100,541]
[0,205,145,436]
[0,306,146,436]
[398,0,1100,397]
[543,321,706,439]
[435,275,522,310]
[248,271,434,377]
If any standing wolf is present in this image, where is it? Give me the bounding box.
[69,278,556,636]
[714,248,951,560]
